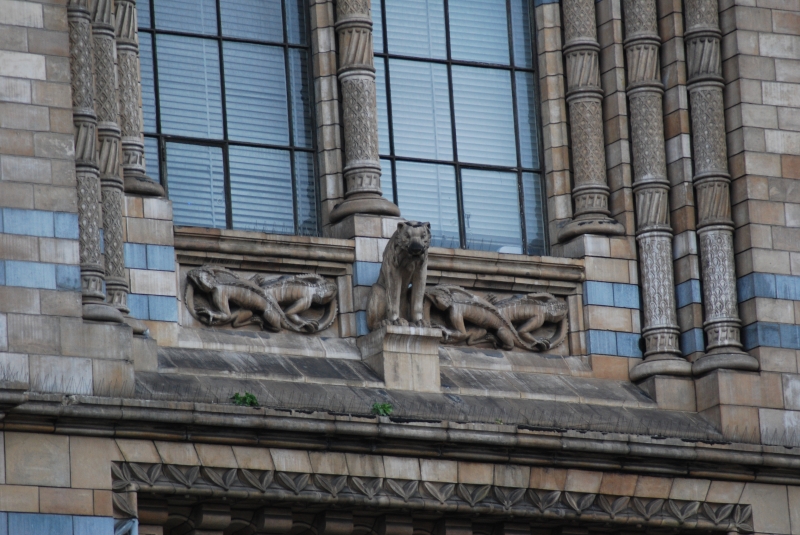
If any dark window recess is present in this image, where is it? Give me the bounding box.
[138,0,318,236]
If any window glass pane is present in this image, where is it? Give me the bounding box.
[138,1,151,28]
[138,33,157,133]
[166,143,225,228]
[522,172,545,255]
[390,59,452,160]
[224,42,288,145]
[386,0,446,59]
[295,151,318,236]
[373,0,384,52]
[452,66,515,166]
[286,0,308,45]
[220,0,283,41]
[380,158,394,203]
[144,136,160,182]
[511,0,533,67]
[289,49,313,148]
[154,0,216,34]
[229,146,294,233]
[157,35,223,139]
[449,0,509,64]
[376,60,390,156]
[396,161,459,249]
[461,168,521,252]
[516,71,539,169]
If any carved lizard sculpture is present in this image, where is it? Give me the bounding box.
[488,292,569,349]
[424,285,550,351]
[252,273,338,332]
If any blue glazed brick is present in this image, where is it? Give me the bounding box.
[128,294,150,320]
[5,261,56,289]
[754,273,777,299]
[0,513,6,535]
[9,513,72,535]
[535,0,559,5]
[73,516,114,535]
[613,284,640,309]
[680,328,705,355]
[775,275,800,301]
[3,208,54,237]
[676,279,702,308]
[616,332,643,358]
[586,330,617,355]
[124,243,147,269]
[146,245,175,271]
[737,274,755,302]
[54,212,79,239]
[742,323,758,351]
[0,261,5,286]
[353,262,381,287]
[780,323,800,350]
[149,295,178,322]
[755,322,781,348]
[583,281,614,306]
[55,265,81,291]
[356,311,369,336]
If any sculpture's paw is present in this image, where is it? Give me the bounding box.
[393,318,409,327]
[413,319,431,328]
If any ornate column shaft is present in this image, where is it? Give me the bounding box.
[684,0,758,374]
[328,0,399,223]
[68,0,123,323]
[624,0,690,381]
[92,0,139,328]
[557,0,625,241]
[115,0,164,196]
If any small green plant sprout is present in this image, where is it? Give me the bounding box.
[495,418,504,425]
[371,402,393,416]
[231,392,259,407]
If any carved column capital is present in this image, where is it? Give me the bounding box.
[329,0,399,223]
[558,0,625,242]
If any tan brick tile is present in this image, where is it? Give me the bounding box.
[40,487,93,515]
[0,25,29,52]
[420,459,457,482]
[39,289,80,317]
[195,444,238,468]
[45,55,69,82]
[6,432,69,487]
[565,470,603,493]
[0,485,38,512]
[529,467,567,490]
[231,446,274,470]
[634,476,673,498]
[0,234,39,262]
[599,473,638,495]
[70,436,122,490]
[27,27,68,56]
[115,439,160,464]
[345,453,385,478]
[94,490,113,516]
[457,462,493,484]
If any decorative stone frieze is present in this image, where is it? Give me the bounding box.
[112,462,755,533]
[684,0,758,375]
[115,0,164,196]
[557,0,625,241]
[68,0,123,323]
[91,0,138,329]
[328,0,399,223]
[623,0,689,381]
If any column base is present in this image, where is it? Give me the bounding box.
[83,302,125,323]
[124,175,165,197]
[557,217,626,242]
[692,349,759,376]
[329,195,400,224]
[124,315,149,335]
[629,357,692,382]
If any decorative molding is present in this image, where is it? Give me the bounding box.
[112,463,754,532]
[623,0,685,379]
[557,0,624,241]
[684,0,758,374]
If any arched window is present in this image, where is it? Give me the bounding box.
[138,0,318,235]
[374,0,546,254]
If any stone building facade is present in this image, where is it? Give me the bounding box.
[0,0,798,533]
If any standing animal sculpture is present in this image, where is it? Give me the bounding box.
[367,221,432,330]
[185,266,338,333]
[425,285,569,351]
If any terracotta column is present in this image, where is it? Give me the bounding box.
[684,0,758,374]
[624,0,690,381]
[68,0,123,323]
[115,0,164,196]
[557,0,625,241]
[328,0,399,223]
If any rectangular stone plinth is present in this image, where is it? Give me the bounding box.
[357,325,442,392]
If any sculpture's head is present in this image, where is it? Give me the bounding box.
[313,278,338,304]
[545,298,569,321]
[395,220,431,257]
[188,268,216,293]
[424,286,453,310]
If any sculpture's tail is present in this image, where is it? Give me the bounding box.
[315,298,338,333]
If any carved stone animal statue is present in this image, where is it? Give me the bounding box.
[367,221,431,330]
[252,273,338,332]
[488,292,569,349]
[424,285,549,351]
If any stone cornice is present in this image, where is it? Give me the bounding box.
[112,462,754,532]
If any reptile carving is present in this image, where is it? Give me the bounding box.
[185,266,338,333]
[424,285,568,351]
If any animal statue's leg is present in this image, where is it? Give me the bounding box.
[449,308,468,336]
[209,289,234,324]
[282,296,315,329]
[495,328,517,350]
[231,309,255,328]
[387,275,406,326]
[515,315,545,336]
[409,265,428,326]
[366,283,386,330]
[261,307,283,332]
[465,328,489,345]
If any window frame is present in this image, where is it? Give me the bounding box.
[374,0,548,255]
[139,0,320,236]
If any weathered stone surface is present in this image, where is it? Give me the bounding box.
[5,432,69,487]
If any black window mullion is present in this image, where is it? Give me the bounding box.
[507,0,527,254]
[442,0,465,250]
[214,0,233,229]
[379,0,399,205]
[281,0,299,233]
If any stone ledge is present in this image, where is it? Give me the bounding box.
[358,325,442,392]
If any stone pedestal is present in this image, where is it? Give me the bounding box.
[638,375,697,411]
[358,325,442,392]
